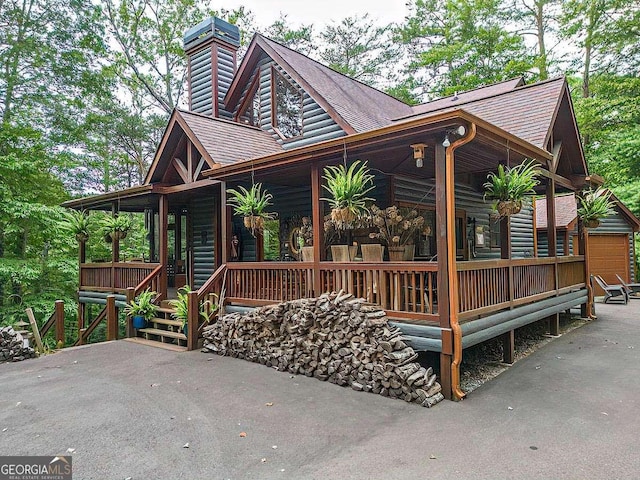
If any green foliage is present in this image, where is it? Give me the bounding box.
[483,160,540,202]
[170,286,217,330]
[577,187,615,223]
[100,215,133,238]
[321,161,375,215]
[227,184,275,219]
[61,210,91,241]
[124,289,158,320]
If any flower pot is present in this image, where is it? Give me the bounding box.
[182,323,188,337]
[331,245,357,262]
[330,207,356,229]
[104,232,113,243]
[119,230,128,240]
[301,246,314,262]
[583,218,600,229]
[388,246,406,262]
[132,315,147,329]
[403,244,416,261]
[244,215,264,232]
[497,200,522,217]
[361,244,385,262]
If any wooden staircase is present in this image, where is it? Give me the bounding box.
[134,300,187,351]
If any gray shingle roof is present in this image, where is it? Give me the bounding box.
[259,36,413,133]
[179,110,282,165]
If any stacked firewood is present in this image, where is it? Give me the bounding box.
[0,326,37,363]
[202,291,444,408]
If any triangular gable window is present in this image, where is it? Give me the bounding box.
[272,67,303,140]
[237,76,261,127]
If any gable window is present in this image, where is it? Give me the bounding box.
[237,77,261,127]
[272,68,303,139]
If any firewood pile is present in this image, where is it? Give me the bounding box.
[202,291,444,408]
[0,326,37,363]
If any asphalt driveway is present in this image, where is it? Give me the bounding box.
[1,301,639,479]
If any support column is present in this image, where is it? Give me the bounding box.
[546,179,557,257]
[311,163,323,297]
[54,300,65,346]
[111,203,120,288]
[106,295,117,341]
[502,330,515,364]
[435,143,452,399]
[578,215,593,317]
[500,217,511,260]
[548,312,560,336]
[158,195,169,298]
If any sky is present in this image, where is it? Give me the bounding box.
[221,0,410,28]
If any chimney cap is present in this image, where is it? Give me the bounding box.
[184,17,240,52]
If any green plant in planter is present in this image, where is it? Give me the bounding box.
[124,289,158,329]
[483,159,539,216]
[578,187,615,228]
[322,160,375,230]
[101,214,133,242]
[227,183,276,236]
[61,210,91,243]
[170,286,218,334]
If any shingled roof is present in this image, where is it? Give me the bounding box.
[536,194,578,229]
[179,110,282,165]
[396,77,566,150]
[228,35,413,134]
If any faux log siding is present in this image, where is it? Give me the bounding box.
[191,198,216,289]
[536,232,573,257]
[217,47,236,120]
[234,59,345,148]
[190,46,213,116]
[394,176,535,259]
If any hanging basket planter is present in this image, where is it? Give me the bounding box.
[75,233,89,243]
[496,200,522,217]
[330,207,357,229]
[583,218,601,229]
[243,215,265,233]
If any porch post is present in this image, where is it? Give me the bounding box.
[577,214,593,317]
[500,217,511,260]
[311,163,322,297]
[219,182,228,264]
[111,203,119,289]
[434,142,452,399]
[158,194,168,298]
[546,179,557,257]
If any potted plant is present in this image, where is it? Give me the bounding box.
[298,216,314,261]
[124,289,158,329]
[368,205,425,261]
[170,286,218,336]
[322,160,375,230]
[101,214,132,242]
[578,187,614,229]
[227,183,276,236]
[61,210,91,243]
[483,159,539,216]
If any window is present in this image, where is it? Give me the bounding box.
[263,219,280,260]
[489,214,501,248]
[237,81,261,127]
[272,68,303,139]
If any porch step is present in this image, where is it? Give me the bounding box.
[160,300,175,310]
[150,317,182,328]
[138,327,186,341]
[157,306,176,315]
[123,337,187,352]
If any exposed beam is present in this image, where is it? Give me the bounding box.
[551,141,563,173]
[536,168,575,191]
[193,156,207,181]
[172,158,190,184]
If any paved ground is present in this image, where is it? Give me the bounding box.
[1,301,639,479]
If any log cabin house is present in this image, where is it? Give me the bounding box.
[63,17,599,400]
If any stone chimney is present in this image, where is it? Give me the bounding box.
[183,17,240,119]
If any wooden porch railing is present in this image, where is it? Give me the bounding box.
[80,262,161,292]
[320,263,438,321]
[225,261,439,322]
[74,295,119,346]
[457,256,585,320]
[38,300,66,345]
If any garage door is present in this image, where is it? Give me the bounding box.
[588,234,630,295]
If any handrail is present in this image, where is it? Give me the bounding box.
[74,305,107,346]
[39,311,57,338]
[134,264,164,296]
[197,263,227,303]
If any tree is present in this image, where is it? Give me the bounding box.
[396,0,535,99]
[510,0,563,80]
[319,14,395,86]
[264,14,316,55]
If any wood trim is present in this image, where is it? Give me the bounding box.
[154,179,219,195]
[172,158,190,184]
[551,141,563,173]
[311,163,322,295]
[212,43,219,117]
[193,156,207,181]
[174,113,217,169]
[234,72,260,124]
[144,113,178,185]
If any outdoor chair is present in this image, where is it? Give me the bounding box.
[591,275,628,304]
[615,274,640,298]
